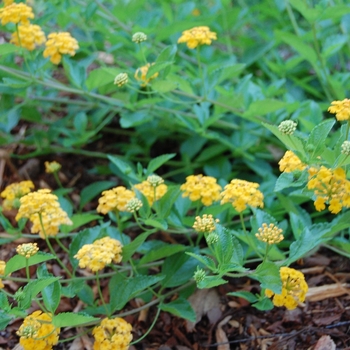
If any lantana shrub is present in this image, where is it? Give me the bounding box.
[0,0,350,348]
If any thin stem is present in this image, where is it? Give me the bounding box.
[96,271,110,317]
[239,212,263,259]
[55,237,70,254]
[138,43,148,65]
[130,307,161,345]
[25,259,30,281]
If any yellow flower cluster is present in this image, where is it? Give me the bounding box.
[44,161,61,173]
[97,186,135,214]
[3,0,14,6]
[0,2,34,25]
[0,260,6,289]
[16,243,39,258]
[265,267,308,310]
[278,150,306,173]
[255,223,284,244]
[193,214,219,233]
[1,180,34,210]
[180,174,222,206]
[10,24,46,51]
[307,166,350,214]
[328,98,350,121]
[134,63,158,86]
[134,180,167,206]
[74,237,123,272]
[17,311,60,350]
[221,179,264,212]
[43,32,79,64]
[178,26,217,49]
[93,317,133,350]
[16,189,72,239]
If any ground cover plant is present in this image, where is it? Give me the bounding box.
[0,0,350,349]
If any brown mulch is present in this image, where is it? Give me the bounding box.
[1,149,350,349]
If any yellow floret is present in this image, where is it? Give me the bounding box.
[10,24,46,51]
[0,3,34,25]
[134,180,167,206]
[278,150,306,173]
[97,186,135,214]
[328,98,350,121]
[178,26,217,49]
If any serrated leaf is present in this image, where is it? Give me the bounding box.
[274,171,308,192]
[107,154,139,181]
[139,243,185,264]
[159,298,196,322]
[307,119,335,159]
[215,224,234,265]
[146,153,176,175]
[110,275,164,312]
[146,61,173,79]
[262,123,306,158]
[151,80,177,92]
[227,291,258,303]
[0,312,13,331]
[53,312,99,328]
[197,275,227,289]
[122,230,155,261]
[0,43,20,56]
[5,252,56,275]
[252,261,281,294]
[186,252,217,271]
[253,298,274,311]
[79,180,116,210]
[244,99,287,118]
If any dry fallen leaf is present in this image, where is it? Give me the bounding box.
[313,335,336,350]
[185,288,222,332]
[216,315,232,350]
[306,283,350,302]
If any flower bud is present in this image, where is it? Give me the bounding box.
[114,73,128,87]
[132,32,147,43]
[341,140,350,155]
[278,120,297,135]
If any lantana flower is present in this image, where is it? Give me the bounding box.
[265,267,308,310]
[74,237,123,272]
[328,98,350,121]
[134,177,167,206]
[10,24,46,51]
[44,161,61,173]
[278,150,307,173]
[0,2,34,25]
[43,32,79,64]
[193,214,219,233]
[220,179,264,212]
[180,174,222,206]
[178,26,217,49]
[93,317,132,350]
[1,180,34,210]
[16,243,39,258]
[97,186,135,214]
[16,189,72,238]
[255,223,284,245]
[307,166,350,214]
[134,63,158,86]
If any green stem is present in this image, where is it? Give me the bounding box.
[239,212,263,259]
[285,0,301,36]
[130,307,161,345]
[25,259,30,281]
[96,271,110,317]
[138,43,148,64]
[15,24,32,75]
[55,237,70,254]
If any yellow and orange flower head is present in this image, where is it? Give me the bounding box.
[15,189,72,238]
[134,178,167,206]
[0,260,6,289]
[265,267,308,310]
[220,179,264,213]
[3,0,14,7]
[97,186,135,214]
[74,237,123,272]
[10,24,46,51]
[328,98,350,121]
[0,2,34,25]
[178,26,217,49]
[93,317,133,350]
[17,311,60,350]
[134,63,158,87]
[278,150,307,173]
[180,174,222,206]
[307,166,350,214]
[43,32,79,64]
[1,180,35,210]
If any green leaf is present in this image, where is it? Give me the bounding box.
[161,252,198,288]
[122,230,156,261]
[5,252,56,275]
[262,123,306,158]
[252,261,281,294]
[159,298,196,322]
[151,80,177,92]
[197,275,227,289]
[288,0,321,23]
[139,243,185,264]
[306,119,335,159]
[186,253,217,271]
[275,30,317,65]
[0,311,13,331]
[146,153,176,175]
[143,218,168,230]
[109,275,164,312]
[274,171,308,192]
[86,67,121,90]
[37,265,61,314]
[61,213,102,233]
[157,185,181,219]
[244,99,287,118]
[146,61,173,79]
[215,224,234,265]
[0,43,20,56]
[156,45,177,64]
[107,155,139,181]
[253,297,274,311]
[0,293,10,312]
[18,277,61,309]
[53,312,99,328]
[227,291,258,303]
